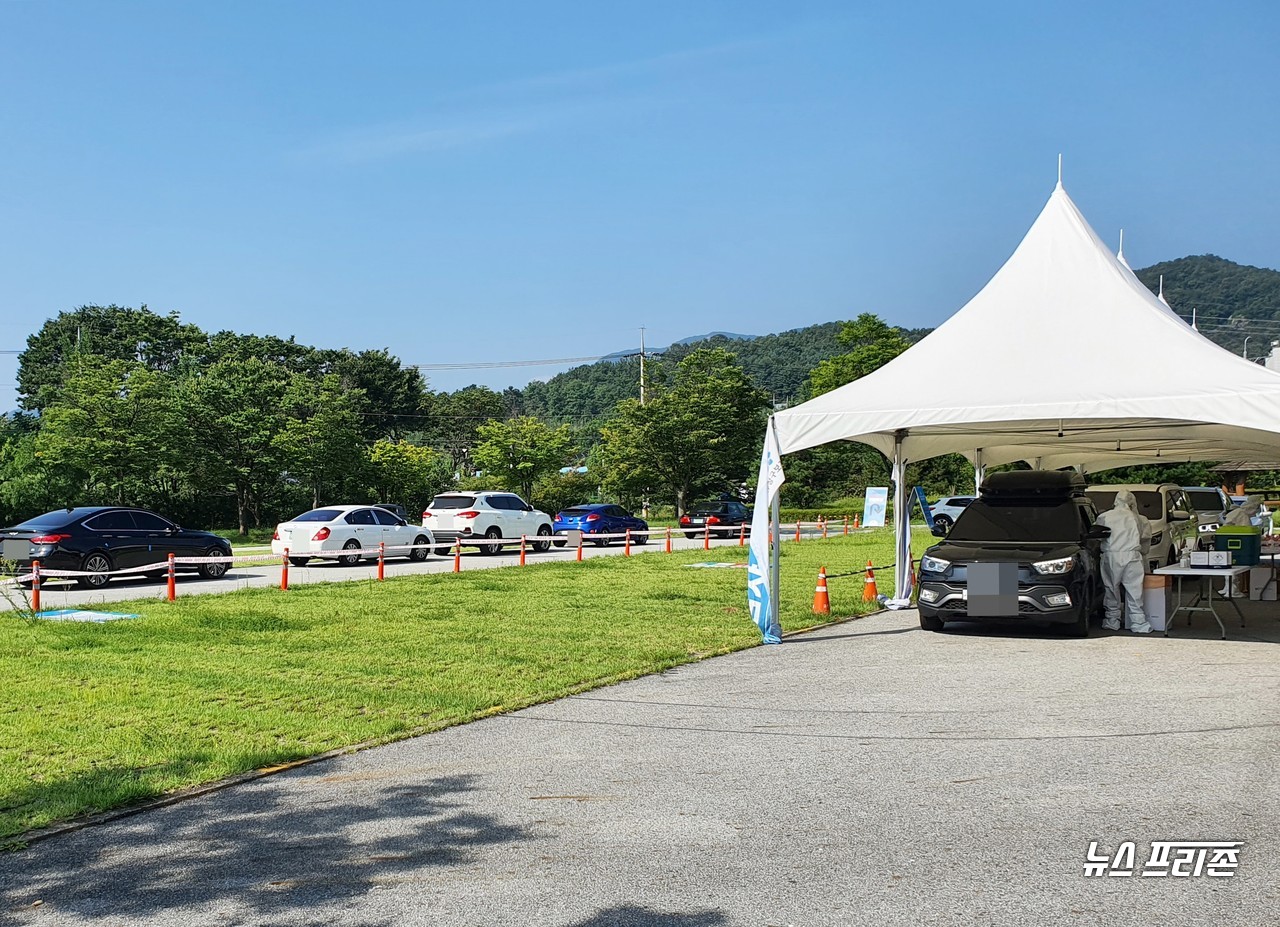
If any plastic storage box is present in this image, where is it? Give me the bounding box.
[1215,526,1262,566]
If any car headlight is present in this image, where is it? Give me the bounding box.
[1150,531,1163,545]
[1032,556,1075,575]
[920,555,951,573]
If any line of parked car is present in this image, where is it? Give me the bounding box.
[0,491,750,590]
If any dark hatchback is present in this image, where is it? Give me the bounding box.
[916,472,1107,636]
[0,507,234,588]
[552,504,649,546]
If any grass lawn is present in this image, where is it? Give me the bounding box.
[0,528,927,844]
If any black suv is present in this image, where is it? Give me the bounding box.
[917,472,1107,636]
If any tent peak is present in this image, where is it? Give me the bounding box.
[1057,153,1063,188]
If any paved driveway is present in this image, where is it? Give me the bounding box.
[2,610,1277,926]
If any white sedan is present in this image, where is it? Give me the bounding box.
[271,505,435,566]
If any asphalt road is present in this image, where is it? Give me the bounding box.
[1,531,751,613]
[3,608,1277,926]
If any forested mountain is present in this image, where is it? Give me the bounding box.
[522,322,845,420]
[1135,255,1280,356]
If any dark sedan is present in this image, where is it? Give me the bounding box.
[0,507,234,589]
[552,504,649,547]
[679,500,750,538]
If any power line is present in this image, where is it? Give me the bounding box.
[409,354,641,370]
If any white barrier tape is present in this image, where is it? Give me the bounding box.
[1,521,853,583]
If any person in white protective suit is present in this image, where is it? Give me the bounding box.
[1218,496,1264,596]
[1097,490,1152,633]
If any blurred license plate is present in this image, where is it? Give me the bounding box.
[690,518,705,525]
[3,539,31,560]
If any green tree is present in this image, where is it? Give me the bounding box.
[472,416,572,501]
[597,347,769,514]
[273,374,370,509]
[36,361,184,506]
[368,439,455,511]
[17,304,206,411]
[324,348,426,441]
[422,386,509,470]
[805,313,911,398]
[180,357,292,535]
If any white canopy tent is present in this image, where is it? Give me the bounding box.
[746,180,1280,641]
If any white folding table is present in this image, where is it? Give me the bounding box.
[1151,565,1249,640]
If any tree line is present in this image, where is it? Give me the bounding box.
[1,306,799,531]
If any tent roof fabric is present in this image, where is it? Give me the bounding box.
[771,183,1280,469]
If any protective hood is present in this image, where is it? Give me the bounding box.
[1114,490,1139,514]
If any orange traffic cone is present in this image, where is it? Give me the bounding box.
[813,566,831,615]
[853,513,861,529]
[862,560,878,602]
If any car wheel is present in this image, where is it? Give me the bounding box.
[919,613,946,632]
[436,544,453,556]
[635,528,649,545]
[684,531,698,540]
[76,552,113,589]
[198,547,230,579]
[482,527,503,555]
[288,556,310,567]
[409,535,431,562]
[552,538,567,548]
[933,515,953,530]
[591,534,609,547]
[339,539,362,566]
[1166,546,1179,567]
[533,525,553,553]
[1063,604,1091,638]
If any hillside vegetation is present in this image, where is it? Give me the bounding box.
[1135,255,1280,355]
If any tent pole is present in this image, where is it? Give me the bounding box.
[892,432,910,601]
[770,492,780,616]
[974,448,985,494]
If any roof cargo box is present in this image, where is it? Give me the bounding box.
[980,470,1085,499]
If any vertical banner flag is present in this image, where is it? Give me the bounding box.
[863,487,889,528]
[747,419,785,643]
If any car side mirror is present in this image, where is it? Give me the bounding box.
[1088,525,1111,539]
[524,504,534,512]
[931,524,948,538]
[1168,510,1191,522]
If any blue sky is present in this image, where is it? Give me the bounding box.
[2,1,1279,410]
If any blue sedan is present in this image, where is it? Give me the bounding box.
[553,504,649,547]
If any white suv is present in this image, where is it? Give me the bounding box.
[928,496,975,530]
[422,492,554,554]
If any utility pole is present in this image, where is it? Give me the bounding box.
[639,326,646,405]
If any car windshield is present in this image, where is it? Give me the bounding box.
[1184,490,1226,513]
[949,500,1082,542]
[1085,491,1163,521]
[430,495,476,509]
[293,509,344,522]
